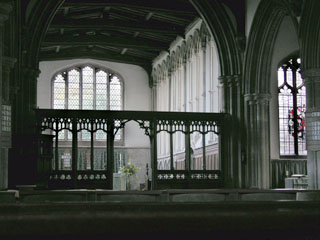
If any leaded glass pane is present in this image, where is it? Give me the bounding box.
[82,66,94,110]
[82,129,91,141]
[110,75,121,110]
[68,69,80,109]
[296,69,303,87]
[297,85,307,155]
[279,85,294,155]
[96,130,107,140]
[278,68,284,87]
[96,70,108,110]
[67,129,72,140]
[286,68,293,87]
[58,130,65,140]
[53,74,65,109]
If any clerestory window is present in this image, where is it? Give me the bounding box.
[278,57,306,156]
[52,65,123,141]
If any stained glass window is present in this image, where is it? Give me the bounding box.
[52,65,123,141]
[53,74,65,109]
[278,57,306,156]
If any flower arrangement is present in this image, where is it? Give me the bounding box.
[120,161,140,177]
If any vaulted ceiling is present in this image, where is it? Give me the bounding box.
[40,0,199,74]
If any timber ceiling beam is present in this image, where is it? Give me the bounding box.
[62,0,197,16]
[42,34,168,51]
[49,19,185,34]
[39,47,151,66]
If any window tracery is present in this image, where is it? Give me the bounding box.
[278,57,306,156]
[52,65,123,141]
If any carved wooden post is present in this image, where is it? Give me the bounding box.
[150,119,157,190]
[90,121,94,171]
[106,119,114,189]
[71,118,78,188]
[185,122,191,172]
[54,120,59,171]
[202,123,206,170]
[170,124,174,170]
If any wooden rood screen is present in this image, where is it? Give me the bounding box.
[36,109,229,190]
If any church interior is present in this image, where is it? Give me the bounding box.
[1,0,320,239]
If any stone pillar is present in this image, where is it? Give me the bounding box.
[0,1,13,190]
[218,74,242,188]
[244,93,271,189]
[183,57,187,112]
[9,67,41,188]
[20,68,41,133]
[302,69,320,189]
[201,40,207,112]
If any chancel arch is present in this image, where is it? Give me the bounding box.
[9,0,243,189]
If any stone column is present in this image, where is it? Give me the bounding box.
[9,67,41,188]
[0,1,13,190]
[201,40,207,112]
[21,68,41,133]
[244,93,271,189]
[302,69,320,189]
[183,57,187,112]
[218,74,242,188]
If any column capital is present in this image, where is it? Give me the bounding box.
[23,68,41,79]
[0,1,13,24]
[244,93,271,105]
[219,75,241,86]
[254,93,272,105]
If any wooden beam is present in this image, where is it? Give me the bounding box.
[42,34,169,51]
[62,0,197,16]
[39,51,152,74]
[39,46,152,66]
[49,19,185,34]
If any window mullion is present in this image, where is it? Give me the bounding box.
[107,73,111,110]
[93,68,97,110]
[65,72,69,140]
[80,67,83,109]
[293,70,299,155]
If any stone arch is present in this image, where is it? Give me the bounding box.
[190,0,241,76]
[25,0,64,68]
[243,0,299,189]
[300,0,320,70]
[244,0,298,94]
[185,35,194,60]
[192,29,201,54]
[199,22,211,47]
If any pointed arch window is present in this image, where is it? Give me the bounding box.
[278,57,306,156]
[52,65,123,141]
